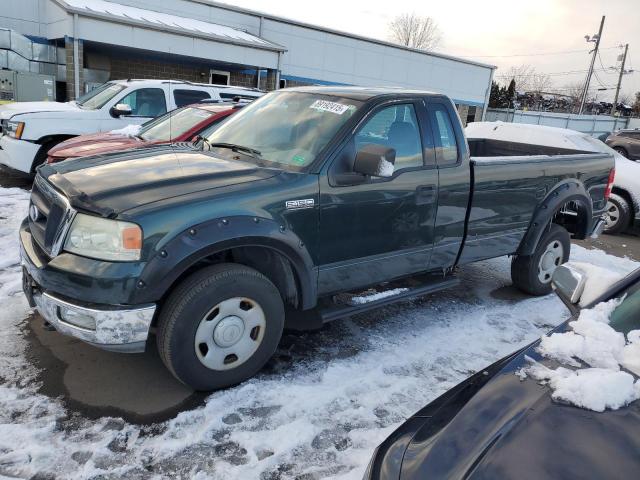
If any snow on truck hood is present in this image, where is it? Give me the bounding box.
[0,101,80,120]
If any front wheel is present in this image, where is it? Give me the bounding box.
[511,224,570,296]
[157,264,284,391]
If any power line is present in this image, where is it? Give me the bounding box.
[495,67,615,78]
[455,45,620,59]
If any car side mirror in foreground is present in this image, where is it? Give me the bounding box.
[552,263,587,314]
[353,144,396,178]
[110,103,132,118]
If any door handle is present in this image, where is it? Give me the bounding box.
[416,185,437,205]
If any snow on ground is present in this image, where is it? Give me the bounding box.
[0,184,638,479]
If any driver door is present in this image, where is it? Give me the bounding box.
[317,100,439,295]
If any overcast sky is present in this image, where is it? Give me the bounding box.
[220,0,638,103]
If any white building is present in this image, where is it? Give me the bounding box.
[1,0,495,122]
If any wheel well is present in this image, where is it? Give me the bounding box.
[612,187,635,215]
[161,247,301,312]
[32,135,76,172]
[552,198,590,239]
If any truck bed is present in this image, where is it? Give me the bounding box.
[459,138,613,264]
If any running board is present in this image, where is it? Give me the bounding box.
[320,276,459,323]
[284,274,459,331]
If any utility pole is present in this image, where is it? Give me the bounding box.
[578,15,605,115]
[610,43,629,116]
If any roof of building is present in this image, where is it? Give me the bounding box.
[193,0,496,70]
[55,0,286,52]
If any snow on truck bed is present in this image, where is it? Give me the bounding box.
[0,186,638,480]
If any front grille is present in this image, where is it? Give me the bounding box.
[29,175,77,257]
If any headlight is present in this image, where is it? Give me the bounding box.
[7,120,25,139]
[64,213,142,261]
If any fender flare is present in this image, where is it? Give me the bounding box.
[517,180,592,256]
[132,216,318,309]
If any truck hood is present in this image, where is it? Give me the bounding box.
[40,147,280,215]
[0,101,80,120]
[47,132,147,161]
[400,334,640,479]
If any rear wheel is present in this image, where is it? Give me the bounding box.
[157,263,284,391]
[511,224,570,296]
[604,193,631,234]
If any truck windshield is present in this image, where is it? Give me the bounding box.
[204,91,362,168]
[76,83,126,110]
[139,106,216,142]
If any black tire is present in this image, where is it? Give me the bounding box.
[613,146,628,158]
[157,263,284,391]
[31,139,64,173]
[511,224,571,296]
[604,193,631,235]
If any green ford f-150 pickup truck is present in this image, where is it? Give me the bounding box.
[20,87,614,390]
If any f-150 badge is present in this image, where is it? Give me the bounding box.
[286,199,315,210]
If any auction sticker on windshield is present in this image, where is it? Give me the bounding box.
[310,100,351,115]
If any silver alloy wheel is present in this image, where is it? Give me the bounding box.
[194,297,266,371]
[537,240,564,284]
[605,200,620,229]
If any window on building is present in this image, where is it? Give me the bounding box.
[466,106,477,125]
[355,103,424,171]
[210,70,230,86]
[119,88,167,117]
[428,104,459,166]
[173,89,211,107]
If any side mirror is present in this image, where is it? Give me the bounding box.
[110,103,132,118]
[552,264,587,313]
[353,144,396,178]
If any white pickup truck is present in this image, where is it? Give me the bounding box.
[0,79,262,174]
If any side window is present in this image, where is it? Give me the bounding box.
[173,89,211,107]
[429,104,459,166]
[119,88,167,117]
[355,103,423,171]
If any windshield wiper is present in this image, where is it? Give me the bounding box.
[207,142,262,158]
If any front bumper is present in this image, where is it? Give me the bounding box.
[0,134,40,173]
[31,289,155,353]
[20,219,155,353]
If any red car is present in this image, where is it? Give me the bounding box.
[46,103,242,163]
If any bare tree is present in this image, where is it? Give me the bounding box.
[388,13,442,51]
[560,82,585,103]
[618,92,632,106]
[497,65,552,93]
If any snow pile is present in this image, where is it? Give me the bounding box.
[521,296,640,412]
[526,363,640,412]
[350,288,409,305]
[109,124,141,136]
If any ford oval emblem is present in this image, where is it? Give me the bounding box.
[29,204,40,222]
